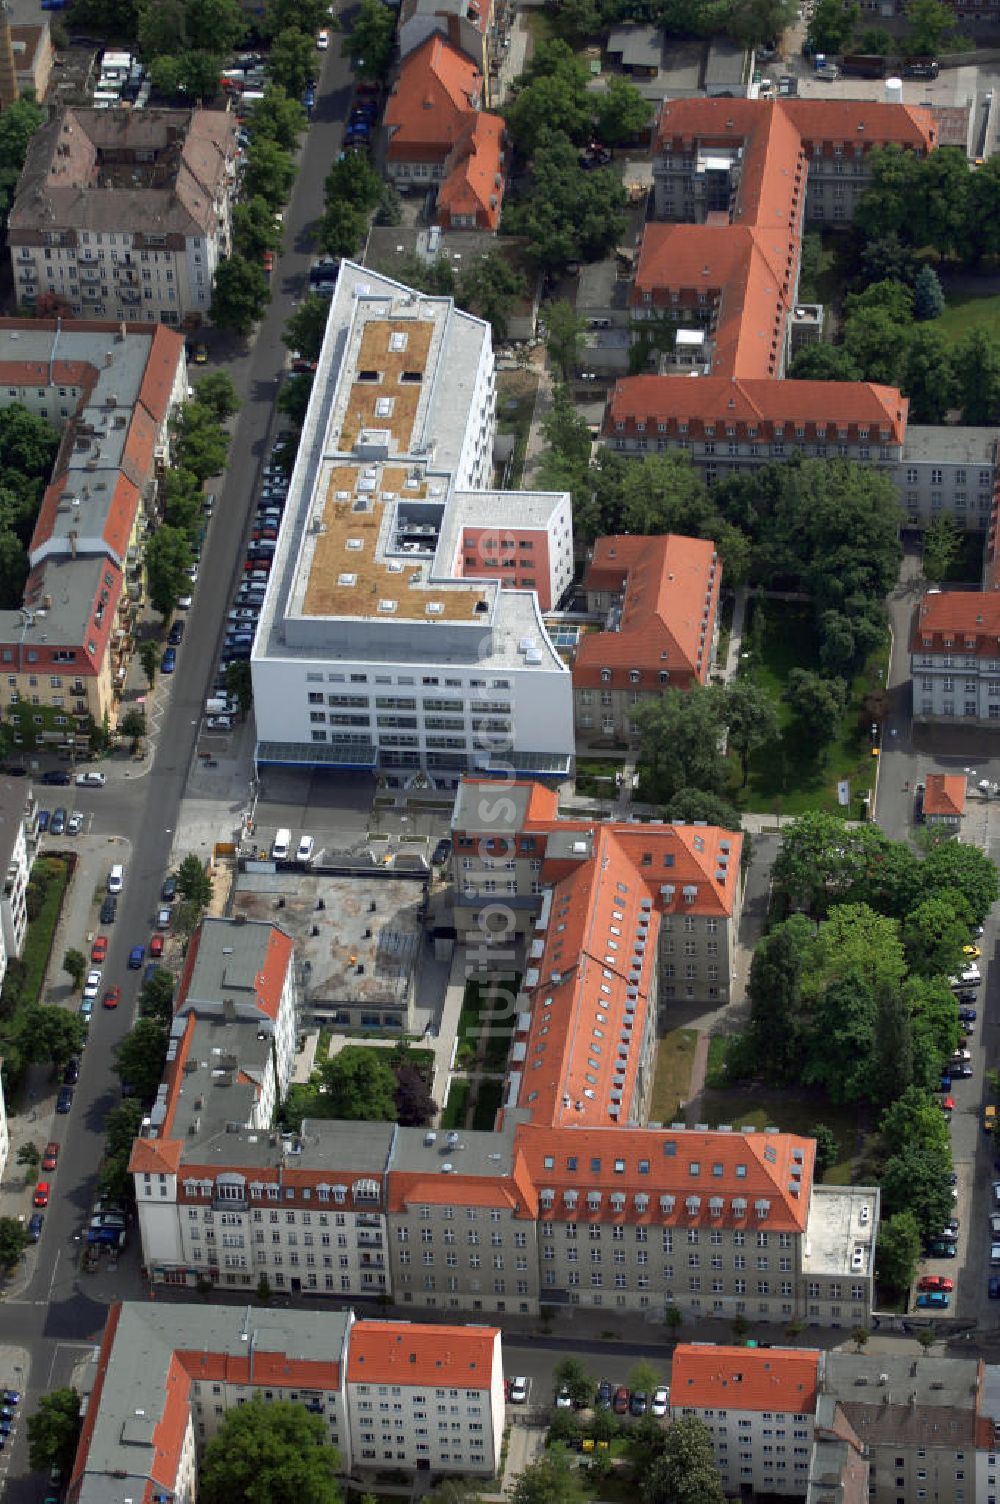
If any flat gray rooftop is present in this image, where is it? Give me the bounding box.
[903,425,997,464]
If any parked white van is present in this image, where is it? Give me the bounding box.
[271,828,291,860]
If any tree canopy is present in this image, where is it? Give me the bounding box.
[502,130,627,273]
[199,1395,341,1504]
[27,1390,82,1478]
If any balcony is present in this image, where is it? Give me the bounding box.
[356,1214,382,1229]
[356,1232,383,1248]
[359,1253,385,1269]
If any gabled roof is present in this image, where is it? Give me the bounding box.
[575,533,719,685]
[437,111,505,230]
[923,773,966,818]
[347,1321,498,1389]
[911,589,1000,655]
[385,35,483,162]
[671,1343,821,1414]
[654,95,936,155]
[606,375,908,440]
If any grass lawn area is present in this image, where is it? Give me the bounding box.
[798,230,852,311]
[698,1084,867,1185]
[441,1078,471,1129]
[737,599,887,819]
[496,369,538,490]
[576,756,623,800]
[20,856,70,1010]
[648,1028,698,1123]
[472,1078,503,1131]
[704,1034,729,1090]
[457,977,520,1072]
[942,528,984,583]
[936,288,1000,345]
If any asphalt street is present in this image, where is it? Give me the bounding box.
[0,27,366,1498]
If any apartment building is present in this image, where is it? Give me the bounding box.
[385,35,506,227]
[670,1343,822,1495]
[0,775,38,983]
[0,319,186,743]
[174,917,297,1099]
[606,96,1000,517]
[574,534,721,745]
[9,108,238,326]
[250,261,574,785]
[909,591,1000,726]
[69,1302,503,1502]
[450,779,742,1010]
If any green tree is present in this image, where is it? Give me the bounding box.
[900,325,956,423]
[628,1360,663,1397]
[540,385,593,469]
[906,0,956,54]
[319,1046,399,1121]
[248,85,307,151]
[952,327,1000,425]
[140,640,159,689]
[265,0,329,36]
[771,812,888,917]
[879,1085,951,1156]
[18,1006,85,1066]
[200,1395,341,1504]
[325,150,383,210]
[0,97,47,219]
[811,1124,839,1178]
[113,1018,170,1104]
[193,371,240,424]
[120,706,147,744]
[343,0,396,78]
[456,255,526,342]
[787,343,863,382]
[745,917,814,1082]
[278,374,313,428]
[177,852,213,908]
[226,660,254,718]
[27,1390,82,1477]
[804,971,879,1103]
[0,403,60,475]
[882,1142,955,1243]
[594,75,653,145]
[553,1357,593,1408]
[857,25,893,50]
[172,403,229,482]
[724,677,779,786]
[507,44,592,152]
[183,0,246,51]
[662,788,742,831]
[922,840,999,923]
[966,156,1000,261]
[63,947,86,989]
[544,300,585,383]
[502,130,627,273]
[0,1215,27,1270]
[283,295,332,363]
[510,1447,585,1504]
[244,137,296,208]
[633,684,728,802]
[17,1140,39,1170]
[103,1097,145,1164]
[876,1210,922,1293]
[269,26,320,96]
[782,668,847,747]
[844,304,911,386]
[903,892,971,977]
[233,195,284,262]
[922,514,962,582]
[860,231,920,288]
[146,526,194,619]
[912,264,945,321]
[140,969,176,1024]
[211,257,270,337]
[806,0,859,52]
[320,199,369,259]
[642,1415,725,1504]
[907,974,961,1087]
[869,987,915,1106]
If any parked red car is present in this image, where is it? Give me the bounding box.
[42,1142,59,1171]
[91,936,108,963]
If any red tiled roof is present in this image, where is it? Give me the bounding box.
[654,96,936,155]
[923,773,966,817]
[347,1321,499,1389]
[257,927,294,1022]
[437,111,506,231]
[147,1354,193,1495]
[128,1137,183,1176]
[515,1123,814,1231]
[671,1343,820,1413]
[386,35,483,163]
[177,1347,341,1389]
[575,533,719,688]
[605,375,907,441]
[911,589,1000,655]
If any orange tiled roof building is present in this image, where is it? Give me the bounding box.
[573,533,721,746]
[129,778,880,1332]
[385,34,506,231]
[604,97,935,479]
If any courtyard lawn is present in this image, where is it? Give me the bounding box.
[472,1078,504,1131]
[935,289,1000,346]
[736,600,887,820]
[575,757,623,800]
[19,856,70,1012]
[457,976,520,1072]
[648,1028,699,1124]
[441,1077,471,1129]
[698,1085,870,1186]
[496,369,539,490]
